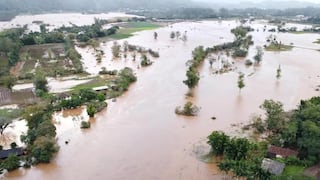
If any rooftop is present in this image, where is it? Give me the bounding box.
[268,145,298,158]
[0,148,24,159]
[262,158,286,175]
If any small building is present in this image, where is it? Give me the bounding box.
[0,148,24,159]
[262,158,286,175]
[56,92,71,101]
[92,86,109,95]
[267,145,298,158]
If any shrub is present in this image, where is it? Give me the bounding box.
[30,136,58,164]
[80,121,91,129]
[10,142,17,149]
[87,104,97,117]
[207,131,230,156]
[245,59,253,66]
[1,154,20,171]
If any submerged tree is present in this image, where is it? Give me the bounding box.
[111,41,121,58]
[183,67,200,89]
[153,32,158,40]
[254,46,264,64]
[170,31,176,39]
[237,73,245,92]
[276,65,281,80]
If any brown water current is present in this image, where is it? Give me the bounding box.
[4,19,320,180]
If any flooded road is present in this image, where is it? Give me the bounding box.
[4,19,320,179]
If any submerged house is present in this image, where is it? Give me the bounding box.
[0,148,24,159]
[267,145,298,158]
[262,158,286,175]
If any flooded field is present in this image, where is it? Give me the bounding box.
[0,12,138,32]
[2,16,320,179]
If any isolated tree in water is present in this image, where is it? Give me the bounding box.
[276,65,281,80]
[111,41,121,58]
[254,46,264,64]
[183,67,200,89]
[170,31,175,39]
[153,32,158,40]
[237,73,245,92]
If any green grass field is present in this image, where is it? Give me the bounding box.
[110,22,162,40]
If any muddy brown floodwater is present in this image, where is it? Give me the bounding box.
[4,19,320,180]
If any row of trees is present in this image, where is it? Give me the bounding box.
[183,46,206,90]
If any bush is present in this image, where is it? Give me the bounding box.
[80,121,91,129]
[30,137,58,164]
[87,104,97,117]
[245,59,253,66]
[175,102,200,116]
[10,142,17,149]
[207,131,230,156]
[1,154,20,171]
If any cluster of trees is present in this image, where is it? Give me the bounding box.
[208,131,270,179]
[175,101,200,116]
[0,28,24,78]
[183,46,206,90]
[20,104,58,166]
[107,67,137,98]
[208,97,320,179]
[207,26,254,58]
[58,19,119,43]
[59,88,106,111]
[249,98,320,165]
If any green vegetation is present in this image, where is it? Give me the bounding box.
[206,26,254,58]
[237,73,245,92]
[175,101,200,116]
[109,22,161,40]
[208,131,271,179]
[111,41,121,58]
[80,121,91,129]
[140,54,152,67]
[234,97,320,179]
[254,46,264,64]
[183,46,206,90]
[276,65,281,80]
[20,104,58,165]
[313,39,320,44]
[265,43,293,51]
[1,154,20,172]
[58,88,106,110]
[87,104,97,117]
[33,71,49,94]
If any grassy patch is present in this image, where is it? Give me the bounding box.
[313,39,320,44]
[71,76,113,92]
[265,43,293,51]
[272,165,315,180]
[110,22,162,40]
[0,109,23,120]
